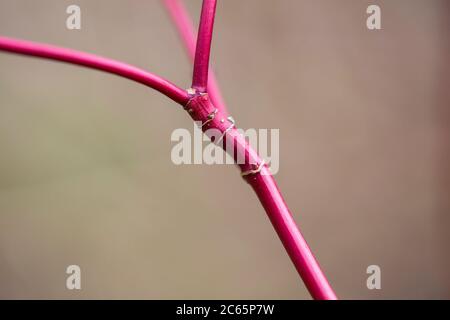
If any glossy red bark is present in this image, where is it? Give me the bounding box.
[163,0,228,114]
[0,0,338,299]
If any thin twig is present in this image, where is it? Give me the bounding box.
[0,36,189,105]
[185,0,337,300]
[162,0,228,114]
[185,93,337,300]
[191,0,217,92]
[0,0,338,299]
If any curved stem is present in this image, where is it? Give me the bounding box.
[0,36,190,105]
[192,0,217,92]
[162,0,228,114]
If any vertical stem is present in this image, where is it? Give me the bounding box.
[192,0,217,92]
[162,0,228,114]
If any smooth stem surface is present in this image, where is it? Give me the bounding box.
[249,167,337,300]
[162,0,228,114]
[0,36,189,105]
[192,0,217,92]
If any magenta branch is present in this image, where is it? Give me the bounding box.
[163,0,228,114]
[191,0,217,93]
[0,0,337,300]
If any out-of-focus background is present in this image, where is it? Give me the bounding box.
[0,0,449,299]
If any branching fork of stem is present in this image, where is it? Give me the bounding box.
[0,0,337,300]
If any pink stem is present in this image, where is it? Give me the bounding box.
[164,0,337,300]
[250,168,337,300]
[185,94,337,300]
[0,11,338,298]
[162,0,228,114]
[0,36,189,105]
[185,0,337,299]
[191,0,217,92]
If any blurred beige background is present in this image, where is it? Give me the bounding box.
[0,0,449,299]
